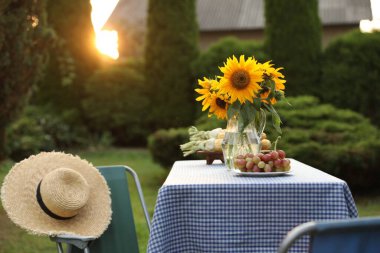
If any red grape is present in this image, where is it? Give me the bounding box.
[264,164,272,172]
[235,159,247,170]
[278,150,286,159]
[262,154,272,163]
[246,161,254,170]
[252,156,261,164]
[270,151,279,160]
[274,159,282,168]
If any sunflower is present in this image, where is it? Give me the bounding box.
[260,90,277,105]
[218,55,264,104]
[259,61,286,91]
[195,77,219,111]
[208,93,228,120]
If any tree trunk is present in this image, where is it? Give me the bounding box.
[0,125,7,162]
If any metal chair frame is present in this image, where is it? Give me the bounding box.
[51,165,151,253]
[278,217,380,253]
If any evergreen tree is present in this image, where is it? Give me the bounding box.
[265,0,322,95]
[0,0,51,160]
[145,0,199,129]
[32,0,99,113]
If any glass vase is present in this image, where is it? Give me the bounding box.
[221,109,266,170]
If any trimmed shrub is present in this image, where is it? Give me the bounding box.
[150,96,380,190]
[145,0,199,129]
[266,96,380,190]
[148,113,227,168]
[320,30,380,126]
[265,0,322,96]
[5,106,90,161]
[82,61,151,146]
[193,37,268,80]
[148,128,190,168]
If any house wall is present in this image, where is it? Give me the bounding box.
[199,30,264,50]
[199,24,358,51]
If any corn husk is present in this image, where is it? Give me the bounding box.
[188,126,224,141]
[180,138,221,156]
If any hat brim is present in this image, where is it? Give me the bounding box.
[1,152,112,238]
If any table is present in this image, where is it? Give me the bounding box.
[147,160,358,253]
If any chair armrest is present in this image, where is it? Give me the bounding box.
[278,222,317,253]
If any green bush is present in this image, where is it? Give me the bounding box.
[148,114,226,168]
[150,96,380,189]
[6,114,53,162]
[193,37,268,80]
[265,0,322,96]
[82,61,151,146]
[320,30,380,126]
[145,0,199,129]
[5,106,90,161]
[148,128,191,168]
[266,96,380,190]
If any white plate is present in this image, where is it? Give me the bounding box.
[232,169,292,177]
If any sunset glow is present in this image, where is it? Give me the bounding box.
[90,0,119,59]
[360,0,380,33]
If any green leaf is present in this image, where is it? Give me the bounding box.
[282,96,292,106]
[238,103,256,132]
[269,80,276,91]
[263,104,282,134]
[268,91,275,100]
[253,98,261,111]
[270,105,282,134]
[227,102,241,119]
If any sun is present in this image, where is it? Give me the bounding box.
[90,0,119,60]
[95,30,119,60]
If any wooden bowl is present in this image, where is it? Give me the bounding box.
[196,150,224,165]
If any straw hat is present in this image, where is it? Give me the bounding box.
[1,152,112,238]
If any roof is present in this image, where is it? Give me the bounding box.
[104,0,372,31]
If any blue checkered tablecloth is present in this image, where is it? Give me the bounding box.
[147,159,358,253]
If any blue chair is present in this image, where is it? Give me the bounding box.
[51,165,151,253]
[278,217,380,253]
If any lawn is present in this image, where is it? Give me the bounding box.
[0,148,379,253]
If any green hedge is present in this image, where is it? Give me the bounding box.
[265,0,322,96]
[267,96,380,190]
[193,37,268,81]
[320,30,380,126]
[149,96,380,190]
[82,60,151,146]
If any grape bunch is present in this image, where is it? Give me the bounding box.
[233,150,291,173]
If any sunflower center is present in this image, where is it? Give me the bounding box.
[231,70,250,90]
[216,98,226,109]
